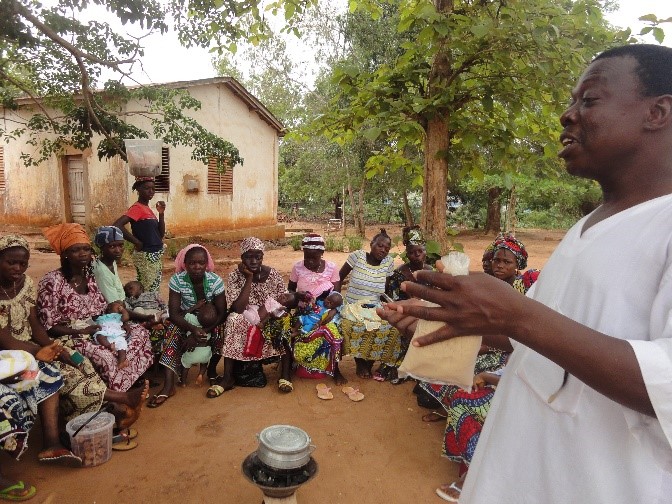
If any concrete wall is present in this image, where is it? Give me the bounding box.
[0,82,283,239]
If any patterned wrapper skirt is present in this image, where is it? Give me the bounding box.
[293,322,343,376]
[132,249,164,293]
[159,321,225,375]
[0,362,63,459]
[443,386,496,465]
[53,357,106,422]
[340,318,402,365]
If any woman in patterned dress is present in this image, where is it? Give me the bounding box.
[150,244,227,406]
[220,237,293,393]
[37,224,153,393]
[338,229,401,380]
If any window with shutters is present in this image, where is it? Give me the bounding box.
[207,157,233,195]
[0,146,5,192]
[154,147,170,192]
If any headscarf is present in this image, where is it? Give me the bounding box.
[174,244,215,273]
[301,234,325,251]
[42,223,90,256]
[493,234,528,270]
[94,226,124,248]
[402,226,426,247]
[240,237,264,255]
[0,235,29,253]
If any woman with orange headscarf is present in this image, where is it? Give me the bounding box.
[37,224,153,392]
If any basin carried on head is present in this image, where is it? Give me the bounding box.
[125,138,163,177]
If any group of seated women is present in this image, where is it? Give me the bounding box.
[149,230,409,404]
[0,227,152,500]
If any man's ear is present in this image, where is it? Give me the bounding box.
[645,95,672,131]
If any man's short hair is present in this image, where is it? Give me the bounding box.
[594,44,672,97]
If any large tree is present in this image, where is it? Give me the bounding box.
[317,0,629,245]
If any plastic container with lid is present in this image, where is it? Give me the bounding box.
[65,411,115,467]
[125,138,163,177]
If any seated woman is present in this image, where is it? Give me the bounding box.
[37,224,153,392]
[219,237,293,394]
[490,234,538,294]
[435,365,507,502]
[385,226,434,384]
[151,244,227,406]
[288,234,346,384]
[0,234,148,444]
[92,226,166,357]
[338,229,401,380]
[0,344,76,500]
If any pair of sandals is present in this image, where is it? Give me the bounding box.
[316,384,364,401]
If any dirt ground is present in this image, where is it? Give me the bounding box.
[8,223,565,504]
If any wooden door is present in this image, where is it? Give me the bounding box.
[66,156,86,224]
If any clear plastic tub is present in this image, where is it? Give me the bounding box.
[125,138,163,177]
[65,411,115,467]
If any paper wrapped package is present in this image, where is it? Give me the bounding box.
[397,252,481,390]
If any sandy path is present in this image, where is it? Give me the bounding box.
[7,226,564,503]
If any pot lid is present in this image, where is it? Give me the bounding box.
[258,425,311,453]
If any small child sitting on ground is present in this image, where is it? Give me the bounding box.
[94,301,131,368]
[124,280,168,324]
[297,291,343,334]
[180,302,219,386]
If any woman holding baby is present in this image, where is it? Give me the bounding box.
[150,244,227,407]
[37,224,153,392]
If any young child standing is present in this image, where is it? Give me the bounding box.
[180,303,219,385]
[94,301,131,368]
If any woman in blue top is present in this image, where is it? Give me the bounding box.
[147,244,226,407]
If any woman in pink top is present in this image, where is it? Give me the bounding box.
[287,234,346,384]
[287,234,341,299]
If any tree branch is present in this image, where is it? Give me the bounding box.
[12,1,140,69]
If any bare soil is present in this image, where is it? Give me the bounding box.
[9,223,565,504]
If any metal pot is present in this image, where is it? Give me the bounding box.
[256,425,316,470]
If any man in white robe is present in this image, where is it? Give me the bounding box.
[380,44,672,503]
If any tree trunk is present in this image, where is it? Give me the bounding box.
[421,116,450,248]
[402,190,414,226]
[484,187,502,234]
[346,180,366,238]
[504,186,517,234]
[333,193,342,219]
[419,0,453,250]
[356,179,366,237]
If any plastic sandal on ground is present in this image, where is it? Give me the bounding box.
[341,386,365,402]
[435,482,462,502]
[316,383,334,400]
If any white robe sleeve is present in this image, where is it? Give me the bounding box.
[627,263,672,471]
